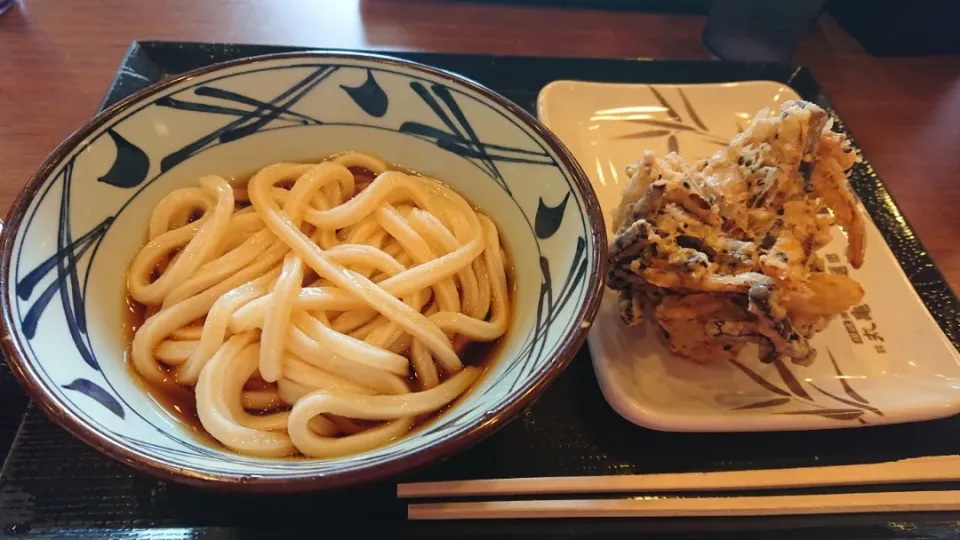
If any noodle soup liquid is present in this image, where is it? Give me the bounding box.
[123,157,516,455]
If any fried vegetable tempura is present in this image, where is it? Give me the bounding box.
[608,100,866,365]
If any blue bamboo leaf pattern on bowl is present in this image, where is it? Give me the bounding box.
[340,68,389,117]
[159,66,336,172]
[62,378,125,419]
[399,81,556,194]
[97,129,151,188]
[511,237,588,393]
[534,192,571,238]
[18,157,112,370]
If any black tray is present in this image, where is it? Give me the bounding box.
[1,41,959,539]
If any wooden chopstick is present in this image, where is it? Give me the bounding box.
[408,490,960,520]
[398,455,960,499]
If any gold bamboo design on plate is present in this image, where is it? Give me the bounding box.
[730,350,882,424]
[611,86,730,154]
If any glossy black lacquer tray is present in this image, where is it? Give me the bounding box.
[1,41,959,539]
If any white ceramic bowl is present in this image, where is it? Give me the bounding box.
[0,52,605,491]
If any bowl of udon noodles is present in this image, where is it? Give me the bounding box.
[0,52,605,491]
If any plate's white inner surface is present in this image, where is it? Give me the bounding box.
[539,79,960,431]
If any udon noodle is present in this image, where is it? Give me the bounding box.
[126,152,512,458]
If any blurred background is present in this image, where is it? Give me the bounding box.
[2,0,959,60]
[462,0,960,60]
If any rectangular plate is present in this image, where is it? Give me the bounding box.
[0,41,959,539]
[538,79,960,432]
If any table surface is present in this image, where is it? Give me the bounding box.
[0,0,958,293]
